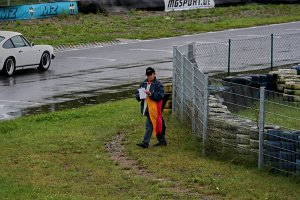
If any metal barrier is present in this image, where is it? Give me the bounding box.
[0,1,42,6]
[0,1,78,20]
[173,33,300,174]
[0,1,74,7]
[194,33,300,75]
[172,44,208,152]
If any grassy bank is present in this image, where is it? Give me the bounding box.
[1,4,300,46]
[0,99,299,199]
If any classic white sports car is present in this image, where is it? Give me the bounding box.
[0,31,55,76]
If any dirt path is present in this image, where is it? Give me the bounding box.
[106,131,221,200]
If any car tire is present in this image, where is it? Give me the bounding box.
[2,57,15,76]
[38,51,51,71]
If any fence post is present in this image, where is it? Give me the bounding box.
[7,0,10,6]
[258,87,265,169]
[228,39,231,76]
[202,74,209,155]
[172,46,177,114]
[192,63,196,133]
[271,34,274,71]
[180,55,184,122]
[188,42,195,64]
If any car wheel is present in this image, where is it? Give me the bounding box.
[38,51,51,71]
[2,57,15,76]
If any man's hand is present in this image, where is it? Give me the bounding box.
[145,90,151,96]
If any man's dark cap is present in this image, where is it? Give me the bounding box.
[146,67,155,76]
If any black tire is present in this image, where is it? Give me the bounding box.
[38,51,51,71]
[2,57,15,76]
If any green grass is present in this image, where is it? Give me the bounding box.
[1,3,300,199]
[1,4,300,46]
[0,99,299,199]
[235,99,300,130]
[265,99,300,130]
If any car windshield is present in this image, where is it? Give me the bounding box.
[0,36,4,43]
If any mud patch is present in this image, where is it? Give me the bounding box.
[106,131,221,200]
[106,131,153,178]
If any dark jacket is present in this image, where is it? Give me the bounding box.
[135,78,164,115]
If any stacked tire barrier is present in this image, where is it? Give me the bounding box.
[208,80,260,154]
[265,130,300,174]
[222,74,277,110]
[163,83,172,113]
[165,81,264,155]
[270,68,300,102]
[208,85,300,175]
[208,93,282,155]
[208,94,258,154]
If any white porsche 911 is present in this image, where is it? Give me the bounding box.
[0,31,55,76]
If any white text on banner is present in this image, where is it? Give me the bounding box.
[164,0,215,12]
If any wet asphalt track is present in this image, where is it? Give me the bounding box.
[1,21,300,120]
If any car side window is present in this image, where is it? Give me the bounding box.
[11,35,28,48]
[20,35,30,46]
[2,39,15,49]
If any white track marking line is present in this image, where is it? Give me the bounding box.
[285,29,300,31]
[130,48,172,53]
[236,34,267,37]
[67,57,116,62]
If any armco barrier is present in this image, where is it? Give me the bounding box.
[0,2,78,20]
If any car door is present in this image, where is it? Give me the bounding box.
[10,35,38,66]
[2,38,22,66]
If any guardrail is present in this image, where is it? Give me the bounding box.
[0,1,78,20]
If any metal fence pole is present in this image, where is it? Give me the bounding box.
[202,75,209,155]
[172,46,177,114]
[7,0,10,6]
[191,63,196,133]
[271,33,274,71]
[258,87,265,169]
[188,42,195,64]
[228,39,231,76]
[180,54,184,122]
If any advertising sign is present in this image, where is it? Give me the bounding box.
[164,0,215,12]
[0,2,78,21]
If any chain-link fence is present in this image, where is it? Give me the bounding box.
[208,78,300,174]
[173,33,300,174]
[172,44,208,150]
[263,89,300,175]
[194,33,300,75]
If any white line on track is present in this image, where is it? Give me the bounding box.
[196,41,227,44]
[130,48,172,53]
[67,57,116,62]
[285,29,300,31]
[236,34,267,37]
